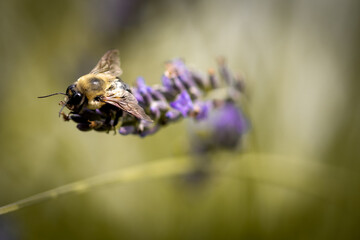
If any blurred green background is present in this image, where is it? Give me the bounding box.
[0,0,359,239]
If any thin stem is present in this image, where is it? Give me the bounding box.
[0,153,353,215]
[0,157,191,215]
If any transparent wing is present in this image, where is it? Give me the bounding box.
[103,90,153,122]
[90,49,123,77]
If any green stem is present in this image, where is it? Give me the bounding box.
[0,157,191,215]
[0,152,354,215]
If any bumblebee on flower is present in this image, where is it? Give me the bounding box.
[39,50,248,139]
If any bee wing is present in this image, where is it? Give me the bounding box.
[90,49,123,77]
[103,90,153,122]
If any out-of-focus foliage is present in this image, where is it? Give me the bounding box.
[0,0,359,239]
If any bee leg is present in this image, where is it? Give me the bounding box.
[111,110,122,135]
[61,112,71,121]
[112,110,122,127]
[110,120,117,135]
[89,120,104,129]
[102,110,119,134]
[69,114,88,123]
[89,119,113,133]
[77,123,91,131]
[101,116,112,134]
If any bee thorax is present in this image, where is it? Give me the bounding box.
[87,99,105,110]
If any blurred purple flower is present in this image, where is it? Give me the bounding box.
[170,91,194,117]
[194,101,212,121]
[212,102,247,148]
[139,125,160,137]
[171,59,194,85]
[189,101,247,154]
[162,74,174,92]
[135,77,153,104]
[133,90,144,103]
[119,125,136,135]
[165,109,182,121]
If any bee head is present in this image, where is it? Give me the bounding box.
[65,84,85,111]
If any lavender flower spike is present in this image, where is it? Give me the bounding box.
[64,52,248,139]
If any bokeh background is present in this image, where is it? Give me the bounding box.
[0,0,359,239]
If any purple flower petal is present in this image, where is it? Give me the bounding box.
[165,109,182,121]
[162,75,173,90]
[135,77,153,105]
[215,102,247,134]
[194,101,212,121]
[133,89,144,103]
[140,125,159,137]
[170,91,193,117]
[119,125,136,135]
[172,77,186,92]
[212,102,247,148]
[136,76,149,89]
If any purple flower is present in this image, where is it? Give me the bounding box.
[165,109,182,121]
[119,125,136,135]
[134,77,170,121]
[170,91,193,117]
[162,74,173,91]
[135,77,153,105]
[133,89,144,103]
[172,76,186,92]
[171,59,193,85]
[149,87,167,102]
[212,102,247,148]
[136,76,146,88]
[189,101,248,154]
[149,101,168,119]
[194,101,212,121]
[140,125,160,137]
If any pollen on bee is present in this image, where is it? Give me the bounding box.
[89,121,101,129]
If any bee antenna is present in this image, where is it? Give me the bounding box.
[38,93,66,98]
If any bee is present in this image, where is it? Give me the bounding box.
[39,50,152,131]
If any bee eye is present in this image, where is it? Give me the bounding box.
[66,84,76,96]
[68,92,83,105]
[73,93,82,101]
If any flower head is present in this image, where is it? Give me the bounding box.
[212,101,247,148]
[66,53,248,140]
